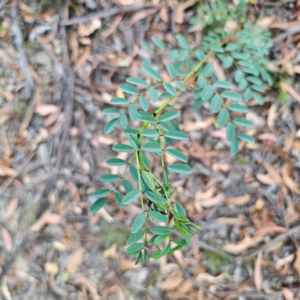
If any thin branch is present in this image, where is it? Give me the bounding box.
[61,4,163,26]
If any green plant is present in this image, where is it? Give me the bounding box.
[90,0,272,263]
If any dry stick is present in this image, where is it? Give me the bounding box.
[61,4,162,26]
[11,5,34,98]
[0,151,35,197]
[55,7,75,169]
[243,225,300,262]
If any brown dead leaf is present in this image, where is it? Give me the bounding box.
[256,173,276,185]
[226,194,251,206]
[5,197,18,220]
[263,162,282,185]
[35,104,60,116]
[180,117,213,131]
[1,91,13,102]
[78,19,101,37]
[282,288,294,300]
[196,273,225,285]
[256,16,274,28]
[293,250,300,273]
[119,258,141,272]
[160,7,169,23]
[276,253,294,270]
[254,251,263,291]
[223,236,264,254]
[44,261,59,275]
[130,8,160,25]
[30,209,62,232]
[117,0,143,5]
[267,104,277,130]
[280,81,300,103]
[196,193,225,209]
[156,275,184,291]
[255,226,287,238]
[281,163,299,194]
[1,228,12,252]
[175,0,196,24]
[66,248,85,277]
[0,166,17,177]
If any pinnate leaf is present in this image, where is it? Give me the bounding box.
[122,190,141,205]
[142,66,162,81]
[160,110,179,122]
[131,213,145,233]
[168,163,192,175]
[90,198,107,213]
[104,118,118,134]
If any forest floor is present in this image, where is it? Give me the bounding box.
[0,1,300,299]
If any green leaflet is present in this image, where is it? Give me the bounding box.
[128,104,138,121]
[151,36,165,50]
[141,171,155,191]
[166,148,188,162]
[90,198,107,213]
[160,110,179,122]
[163,83,177,96]
[140,41,154,53]
[210,95,223,113]
[168,163,192,175]
[93,189,110,198]
[140,129,159,138]
[148,211,168,223]
[104,118,118,134]
[122,179,133,192]
[110,97,128,105]
[106,158,127,166]
[125,243,144,256]
[150,226,170,235]
[126,77,148,87]
[112,144,134,152]
[238,133,255,143]
[142,142,161,153]
[166,63,177,79]
[221,91,242,101]
[164,130,188,140]
[100,174,119,182]
[131,213,145,233]
[161,244,171,257]
[175,81,186,92]
[129,165,139,182]
[103,108,119,115]
[214,81,233,89]
[128,134,140,150]
[154,234,169,244]
[228,104,248,113]
[226,122,235,141]
[149,88,158,103]
[119,114,128,129]
[201,85,214,101]
[122,189,141,205]
[119,84,139,95]
[217,108,229,127]
[176,34,190,50]
[233,118,253,128]
[174,202,186,217]
[139,96,149,111]
[230,137,240,155]
[127,231,145,245]
[142,66,162,81]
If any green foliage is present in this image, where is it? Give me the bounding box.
[90,0,273,261]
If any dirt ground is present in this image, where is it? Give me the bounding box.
[0,0,300,299]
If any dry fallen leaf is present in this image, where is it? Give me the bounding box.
[226,194,251,206]
[156,275,184,291]
[175,0,196,24]
[280,81,300,103]
[1,228,12,252]
[254,251,263,291]
[281,163,299,194]
[78,19,101,37]
[119,258,141,272]
[35,104,60,116]
[66,247,85,277]
[30,209,62,232]
[44,261,59,275]
[223,236,264,254]
[256,173,276,185]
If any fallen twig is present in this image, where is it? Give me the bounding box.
[10,5,34,98]
[61,4,162,26]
